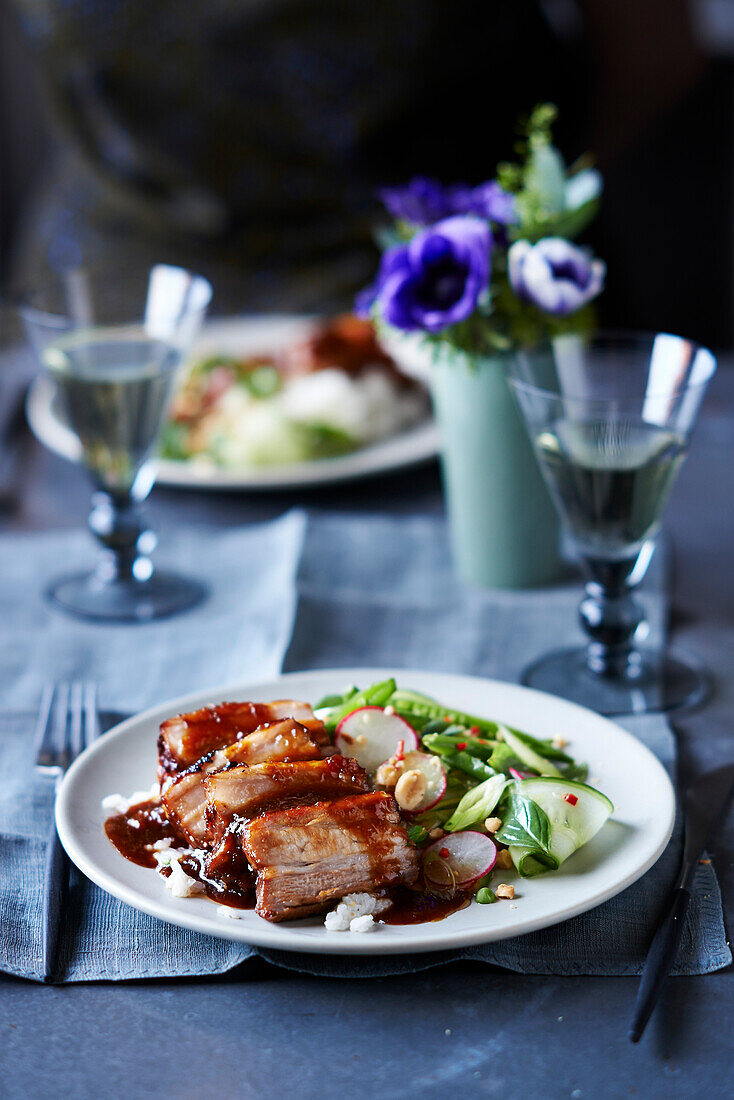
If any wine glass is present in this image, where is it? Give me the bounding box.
[508,332,716,715]
[19,265,213,622]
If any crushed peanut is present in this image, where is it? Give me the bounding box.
[495,849,513,870]
[484,817,502,833]
[394,768,427,811]
[496,884,515,900]
[553,737,568,749]
[383,705,396,716]
[428,827,445,839]
[375,762,401,787]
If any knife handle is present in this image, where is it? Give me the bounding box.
[41,815,68,983]
[629,887,691,1043]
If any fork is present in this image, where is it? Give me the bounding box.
[34,681,99,982]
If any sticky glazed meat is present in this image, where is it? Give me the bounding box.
[204,755,369,843]
[103,696,423,926]
[161,753,224,846]
[162,719,325,846]
[222,720,325,767]
[157,699,327,778]
[243,792,420,921]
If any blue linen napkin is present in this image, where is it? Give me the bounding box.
[0,512,729,982]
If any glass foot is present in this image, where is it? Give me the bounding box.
[46,570,207,623]
[520,646,711,716]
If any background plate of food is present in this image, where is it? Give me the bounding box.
[26,314,439,490]
[56,668,675,955]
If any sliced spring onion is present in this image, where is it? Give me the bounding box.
[498,724,562,778]
[443,773,508,833]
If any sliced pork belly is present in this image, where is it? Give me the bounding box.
[223,720,323,767]
[242,792,419,921]
[163,720,324,846]
[162,753,224,846]
[203,755,369,843]
[158,699,327,777]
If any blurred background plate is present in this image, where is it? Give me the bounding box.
[25,314,440,491]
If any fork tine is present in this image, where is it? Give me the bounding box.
[84,682,99,746]
[34,684,56,767]
[69,682,84,759]
[55,682,71,769]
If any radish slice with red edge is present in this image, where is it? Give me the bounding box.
[398,751,447,814]
[509,767,534,781]
[423,831,497,891]
[335,706,418,773]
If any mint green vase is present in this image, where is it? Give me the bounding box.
[430,350,562,589]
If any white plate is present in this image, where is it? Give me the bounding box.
[26,315,440,491]
[56,667,676,956]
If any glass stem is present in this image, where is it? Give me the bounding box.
[88,490,156,584]
[578,559,645,680]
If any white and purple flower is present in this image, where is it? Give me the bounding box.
[357,215,491,333]
[508,237,606,316]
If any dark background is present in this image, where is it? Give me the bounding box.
[1,0,732,350]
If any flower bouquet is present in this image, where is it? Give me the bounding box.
[358,104,605,354]
[358,105,606,589]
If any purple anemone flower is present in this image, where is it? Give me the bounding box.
[508,238,606,316]
[379,178,455,225]
[450,180,517,226]
[358,216,491,334]
[380,176,516,227]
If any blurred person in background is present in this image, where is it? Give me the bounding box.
[3,0,575,313]
[0,0,729,345]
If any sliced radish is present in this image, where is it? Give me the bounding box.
[423,831,497,892]
[398,751,447,814]
[335,706,418,773]
[509,767,534,781]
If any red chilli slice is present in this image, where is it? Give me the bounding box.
[564,793,579,806]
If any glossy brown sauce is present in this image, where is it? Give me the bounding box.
[104,799,179,868]
[105,799,256,908]
[381,886,472,925]
[105,798,472,925]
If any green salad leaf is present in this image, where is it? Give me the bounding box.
[444,773,507,833]
[315,678,397,730]
[495,787,559,876]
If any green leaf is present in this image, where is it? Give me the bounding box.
[316,679,397,730]
[407,824,429,846]
[314,687,358,710]
[487,742,526,774]
[444,773,507,833]
[496,787,552,852]
[522,143,567,217]
[495,787,559,876]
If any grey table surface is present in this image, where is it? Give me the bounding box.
[1,350,733,1100]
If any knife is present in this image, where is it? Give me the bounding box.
[629,763,734,1043]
